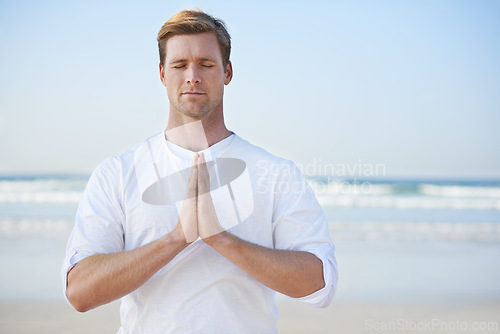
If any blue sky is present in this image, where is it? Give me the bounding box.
[1,0,499,178]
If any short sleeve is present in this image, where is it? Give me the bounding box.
[272,161,338,308]
[61,157,125,302]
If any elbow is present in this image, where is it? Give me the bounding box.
[289,253,337,307]
[73,303,91,313]
[289,257,326,298]
[307,275,326,297]
[306,260,327,296]
[287,275,325,299]
[314,276,326,294]
[66,264,96,313]
[72,301,92,313]
[66,272,95,313]
[67,284,92,313]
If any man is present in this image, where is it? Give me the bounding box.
[62,9,338,333]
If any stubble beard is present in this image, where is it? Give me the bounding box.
[172,96,223,120]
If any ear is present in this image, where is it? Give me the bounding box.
[159,63,167,87]
[224,61,233,85]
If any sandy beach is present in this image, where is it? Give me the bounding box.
[1,238,500,333]
[1,298,499,333]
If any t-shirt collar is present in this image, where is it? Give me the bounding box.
[164,132,236,161]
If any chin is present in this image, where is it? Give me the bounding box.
[180,105,213,118]
[182,108,212,119]
[172,101,221,119]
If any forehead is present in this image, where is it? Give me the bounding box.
[165,32,222,61]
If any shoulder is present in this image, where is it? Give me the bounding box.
[92,132,163,180]
[231,134,296,166]
[231,134,301,178]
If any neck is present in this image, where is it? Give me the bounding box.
[165,108,231,152]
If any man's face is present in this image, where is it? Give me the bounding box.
[160,32,232,118]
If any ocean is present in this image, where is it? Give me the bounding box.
[1,175,500,302]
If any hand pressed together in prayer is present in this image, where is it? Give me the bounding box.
[176,152,224,244]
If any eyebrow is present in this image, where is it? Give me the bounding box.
[169,57,217,64]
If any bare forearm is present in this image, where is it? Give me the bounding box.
[205,232,325,298]
[67,230,187,312]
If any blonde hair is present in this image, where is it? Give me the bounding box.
[157,10,231,69]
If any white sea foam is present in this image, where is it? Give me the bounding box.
[0,179,86,192]
[0,219,74,239]
[0,178,85,203]
[317,195,500,210]
[306,179,500,210]
[330,221,500,242]
[0,191,82,203]
[419,184,500,198]
[308,181,394,196]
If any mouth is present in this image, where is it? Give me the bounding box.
[182,92,205,96]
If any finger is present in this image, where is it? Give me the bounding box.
[189,153,198,179]
[188,164,198,196]
[186,153,198,198]
[200,152,207,170]
[197,152,203,167]
[198,154,210,195]
[200,153,210,182]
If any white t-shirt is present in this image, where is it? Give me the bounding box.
[62,132,338,334]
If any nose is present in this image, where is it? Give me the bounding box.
[186,65,201,85]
